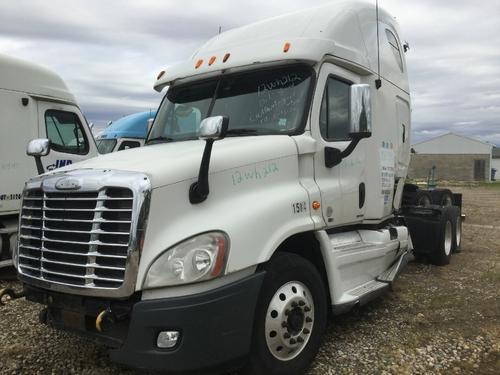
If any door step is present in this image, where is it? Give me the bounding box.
[377,250,414,284]
[349,280,388,297]
[332,250,413,314]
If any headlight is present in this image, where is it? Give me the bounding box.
[143,231,229,289]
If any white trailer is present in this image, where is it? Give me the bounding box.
[0,54,99,270]
[8,2,462,374]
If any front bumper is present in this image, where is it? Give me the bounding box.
[25,271,265,373]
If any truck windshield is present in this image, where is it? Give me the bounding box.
[148,65,313,143]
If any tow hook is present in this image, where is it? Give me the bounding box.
[0,288,24,306]
[96,308,116,332]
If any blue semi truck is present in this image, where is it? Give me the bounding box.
[95,110,156,153]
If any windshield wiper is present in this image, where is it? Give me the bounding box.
[146,136,175,144]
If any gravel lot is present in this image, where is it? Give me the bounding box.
[1,185,499,374]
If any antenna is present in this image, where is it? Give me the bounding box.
[375,0,382,89]
[218,26,222,34]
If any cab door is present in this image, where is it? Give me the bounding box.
[311,63,367,227]
[37,101,98,172]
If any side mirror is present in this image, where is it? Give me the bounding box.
[198,116,229,140]
[27,138,50,157]
[349,84,372,139]
[26,138,50,175]
[190,116,230,204]
[324,84,372,169]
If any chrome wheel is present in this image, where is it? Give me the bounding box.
[265,281,314,361]
[444,221,452,256]
[455,216,461,248]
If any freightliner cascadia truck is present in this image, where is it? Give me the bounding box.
[6,2,463,374]
[0,54,98,272]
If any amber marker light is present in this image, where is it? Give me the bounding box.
[156,70,165,80]
[312,201,321,210]
[208,56,216,66]
[195,59,203,69]
[210,236,227,278]
[223,53,230,63]
[283,42,291,53]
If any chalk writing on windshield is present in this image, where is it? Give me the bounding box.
[250,73,305,126]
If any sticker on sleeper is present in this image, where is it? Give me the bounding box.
[380,147,395,206]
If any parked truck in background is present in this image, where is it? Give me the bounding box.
[8,2,463,374]
[0,54,99,271]
[95,110,157,154]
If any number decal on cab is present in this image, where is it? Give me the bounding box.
[292,201,307,214]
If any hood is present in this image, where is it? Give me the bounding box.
[57,135,298,189]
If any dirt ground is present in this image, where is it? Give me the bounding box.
[309,185,500,374]
[0,185,499,374]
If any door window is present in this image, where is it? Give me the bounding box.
[319,77,351,141]
[45,110,89,155]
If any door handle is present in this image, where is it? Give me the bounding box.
[359,182,366,209]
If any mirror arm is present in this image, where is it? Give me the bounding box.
[189,139,214,204]
[340,132,370,159]
[34,156,45,175]
[339,137,361,160]
[340,132,372,159]
[325,132,371,169]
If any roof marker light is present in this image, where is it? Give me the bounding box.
[283,42,291,53]
[223,53,230,63]
[195,59,203,69]
[156,70,166,80]
[209,56,216,66]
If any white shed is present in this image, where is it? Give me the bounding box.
[409,133,493,182]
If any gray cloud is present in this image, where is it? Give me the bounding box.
[0,0,498,145]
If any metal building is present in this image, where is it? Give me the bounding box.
[408,133,493,182]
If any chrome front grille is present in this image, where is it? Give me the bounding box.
[18,187,134,289]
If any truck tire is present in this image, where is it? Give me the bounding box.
[244,253,327,375]
[430,189,453,206]
[429,207,454,266]
[403,205,457,266]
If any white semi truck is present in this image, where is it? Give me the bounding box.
[0,54,99,271]
[7,2,462,374]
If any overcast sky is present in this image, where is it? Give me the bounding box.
[1,0,499,145]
